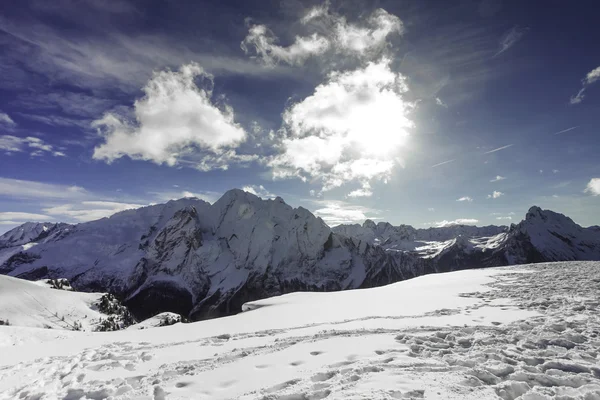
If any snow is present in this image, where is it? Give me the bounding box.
[1,261,599,399]
[0,274,106,331]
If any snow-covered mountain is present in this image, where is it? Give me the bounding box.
[333,206,600,270]
[0,190,430,321]
[1,191,598,321]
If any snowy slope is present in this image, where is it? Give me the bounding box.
[0,262,599,399]
[0,275,108,330]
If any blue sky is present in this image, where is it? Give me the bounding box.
[1,0,599,233]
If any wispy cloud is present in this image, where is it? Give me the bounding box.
[42,201,144,222]
[0,135,66,157]
[553,126,579,135]
[0,178,88,200]
[584,178,600,196]
[494,26,528,57]
[483,144,514,154]
[0,111,15,126]
[433,218,479,227]
[570,66,600,105]
[431,159,455,168]
[490,175,506,182]
[496,216,512,221]
[241,185,277,199]
[312,201,381,226]
[456,196,473,202]
[0,212,53,225]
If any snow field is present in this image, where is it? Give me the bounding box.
[0,262,598,399]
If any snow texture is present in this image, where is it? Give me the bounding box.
[0,261,599,399]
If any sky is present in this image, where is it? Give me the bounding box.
[0,0,599,233]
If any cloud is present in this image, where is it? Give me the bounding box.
[241,185,277,199]
[496,216,512,221]
[435,97,448,108]
[553,126,579,135]
[434,218,479,227]
[42,201,144,222]
[584,178,600,196]
[0,112,15,126]
[0,135,65,157]
[242,6,402,66]
[347,188,373,198]
[490,175,506,182]
[0,212,53,225]
[570,66,600,105]
[457,196,473,202]
[312,201,380,226]
[149,189,222,204]
[487,190,504,199]
[269,59,413,191]
[428,208,435,212]
[553,169,559,174]
[494,26,527,57]
[93,63,247,169]
[483,144,514,154]
[431,159,455,168]
[0,178,87,200]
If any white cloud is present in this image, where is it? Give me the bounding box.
[0,112,15,126]
[269,59,413,191]
[0,178,87,200]
[584,178,600,196]
[496,216,512,221]
[494,26,527,57]
[490,175,506,182]
[241,185,277,199]
[487,190,504,199]
[434,218,479,227]
[570,66,600,105]
[242,6,402,66]
[0,212,52,224]
[553,169,559,174]
[428,207,435,212]
[347,188,373,198]
[457,196,473,202]
[92,63,247,169]
[313,201,380,226]
[0,135,65,157]
[43,201,144,222]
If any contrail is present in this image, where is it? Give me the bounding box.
[553,126,579,135]
[483,144,514,154]
[431,159,455,168]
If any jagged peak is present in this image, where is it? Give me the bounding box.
[363,219,377,230]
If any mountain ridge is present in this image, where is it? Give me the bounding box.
[1,190,599,321]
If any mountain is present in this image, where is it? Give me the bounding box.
[0,190,430,321]
[333,206,600,270]
[1,190,598,322]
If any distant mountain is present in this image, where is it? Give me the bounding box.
[333,205,600,270]
[1,191,598,321]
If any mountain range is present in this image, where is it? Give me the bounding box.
[1,189,599,321]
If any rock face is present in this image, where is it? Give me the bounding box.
[1,193,598,321]
[0,190,426,320]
